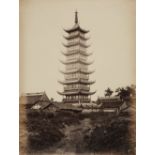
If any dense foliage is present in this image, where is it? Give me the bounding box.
[20,108,135,154]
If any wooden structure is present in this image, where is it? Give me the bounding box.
[19,92,51,110]
[58,11,95,104]
[96,97,125,114]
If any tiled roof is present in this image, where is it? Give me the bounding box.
[100,101,123,108]
[53,102,82,112]
[19,92,49,105]
[64,23,89,33]
[97,97,123,108]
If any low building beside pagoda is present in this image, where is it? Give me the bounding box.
[19,92,57,112]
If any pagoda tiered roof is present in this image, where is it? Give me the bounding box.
[60,68,95,74]
[60,59,94,65]
[63,33,89,40]
[63,98,91,103]
[58,11,96,101]
[63,42,90,48]
[64,23,89,34]
[57,90,96,96]
[61,50,93,56]
[58,79,95,85]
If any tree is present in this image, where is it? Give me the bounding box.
[115,87,128,101]
[115,85,136,101]
[50,97,54,103]
[104,88,113,98]
[128,85,136,97]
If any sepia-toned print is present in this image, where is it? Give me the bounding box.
[20,0,136,155]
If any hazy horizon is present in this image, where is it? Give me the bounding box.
[20,0,135,101]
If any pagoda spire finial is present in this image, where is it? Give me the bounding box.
[75,10,78,24]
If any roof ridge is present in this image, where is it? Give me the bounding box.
[22,92,45,96]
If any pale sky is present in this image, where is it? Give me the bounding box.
[20,0,135,101]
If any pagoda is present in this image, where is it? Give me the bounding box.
[58,11,96,104]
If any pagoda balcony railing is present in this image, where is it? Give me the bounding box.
[67,46,86,52]
[61,58,93,65]
[67,31,85,38]
[79,78,90,82]
[66,54,87,59]
[67,49,87,54]
[66,67,88,71]
[65,75,89,82]
[64,87,90,91]
[65,70,89,75]
[67,40,87,46]
[63,98,91,103]
[64,68,89,73]
[65,77,89,81]
[66,57,87,62]
[68,39,86,44]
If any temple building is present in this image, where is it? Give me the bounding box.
[58,11,96,104]
[19,92,51,110]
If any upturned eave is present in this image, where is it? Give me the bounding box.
[58,79,95,85]
[63,34,89,40]
[57,90,96,96]
[60,59,94,65]
[64,23,89,34]
[63,42,90,48]
[61,51,93,56]
[60,69,95,75]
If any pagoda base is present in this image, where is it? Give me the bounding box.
[62,98,91,104]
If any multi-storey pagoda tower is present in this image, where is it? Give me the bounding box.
[58,11,96,104]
